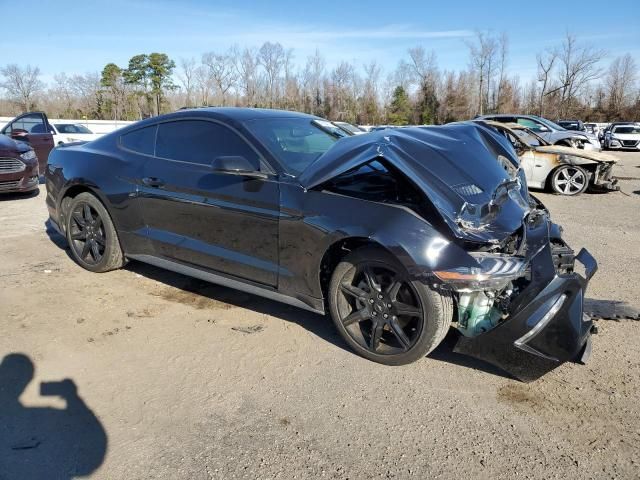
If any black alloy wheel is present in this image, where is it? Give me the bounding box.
[64,192,125,273]
[329,247,452,365]
[69,202,106,265]
[338,264,423,354]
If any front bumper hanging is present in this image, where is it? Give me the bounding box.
[453,237,598,382]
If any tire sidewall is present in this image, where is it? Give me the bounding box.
[328,247,445,366]
[65,192,119,272]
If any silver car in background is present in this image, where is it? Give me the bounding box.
[477,114,602,151]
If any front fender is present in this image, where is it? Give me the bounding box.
[279,184,478,300]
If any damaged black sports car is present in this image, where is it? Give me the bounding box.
[45,108,597,381]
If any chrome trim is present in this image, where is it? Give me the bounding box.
[126,254,325,315]
[515,294,567,347]
[0,180,22,191]
[0,157,26,174]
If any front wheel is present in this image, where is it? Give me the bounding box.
[328,247,452,365]
[65,192,125,272]
[550,165,588,195]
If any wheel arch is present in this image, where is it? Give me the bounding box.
[58,183,115,234]
[318,237,394,302]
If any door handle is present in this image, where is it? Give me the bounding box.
[142,177,164,188]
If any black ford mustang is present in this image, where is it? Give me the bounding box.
[45,108,597,381]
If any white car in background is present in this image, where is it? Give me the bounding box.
[604,124,640,150]
[51,123,102,145]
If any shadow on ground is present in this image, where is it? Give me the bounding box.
[41,225,548,380]
[585,298,640,320]
[0,353,107,479]
[0,189,39,201]
[126,261,515,379]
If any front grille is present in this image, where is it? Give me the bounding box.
[0,180,22,191]
[0,157,26,174]
[621,140,639,147]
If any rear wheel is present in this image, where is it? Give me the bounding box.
[550,165,588,195]
[65,192,125,272]
[328,247,452,365]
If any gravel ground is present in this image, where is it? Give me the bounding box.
[1,151,639,479]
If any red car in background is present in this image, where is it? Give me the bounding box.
[1,112,55,174]
[0,133,40,194]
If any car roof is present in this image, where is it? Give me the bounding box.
[173,107,317,121]
[113,107,322,137]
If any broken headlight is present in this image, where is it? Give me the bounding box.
[433,252,526,290]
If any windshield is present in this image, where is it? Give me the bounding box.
[244,118,340,175]
[55,124,93,134]
[613,126,640,134]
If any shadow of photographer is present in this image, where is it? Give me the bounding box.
[0,353,107,479]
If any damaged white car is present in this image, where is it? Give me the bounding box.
[477,120,619,196]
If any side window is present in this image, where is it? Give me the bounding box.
[156,120,260,167]
[121,125,157,155]
[6,113,47,134]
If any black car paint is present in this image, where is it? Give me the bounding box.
[46,108,595,381]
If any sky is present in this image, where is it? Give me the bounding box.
[5,0,640,84]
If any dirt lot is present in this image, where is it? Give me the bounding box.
[1,151,639,479]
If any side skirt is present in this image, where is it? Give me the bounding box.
[126,254,325,315]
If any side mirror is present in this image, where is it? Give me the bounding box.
[211,155,265,177]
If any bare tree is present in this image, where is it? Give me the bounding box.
[258,42,285,107]
[234,46,259,106]
[495,32,509,112]
[202,49,238,106]
[177,57,197,107]
[465,31,497,115]
[194,65,213,106]
[536,49,557,116]
[556,33,606,117]
[606,54,637,118]
[302,49,325,114]
[0,64,44,111]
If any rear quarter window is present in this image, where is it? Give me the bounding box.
[120,125,157,155]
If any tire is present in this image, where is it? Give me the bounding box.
[65,192,125,272]
[328,246,453,365]
[550,165,589,196]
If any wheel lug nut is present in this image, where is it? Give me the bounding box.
[369,299,374,304]
[372,311,377,316]
[387,303,392,308]
[378,294,383,299]
[383,313,388,319]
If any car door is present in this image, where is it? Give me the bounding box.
[139,118,280,287]
[1,112,54,172]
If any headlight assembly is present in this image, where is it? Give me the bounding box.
[434,252,527,290]
[20,150,36,161]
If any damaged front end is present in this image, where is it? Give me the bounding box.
[302,123,597,381]
[432,203,597,382]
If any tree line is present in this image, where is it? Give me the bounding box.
[1,32,638,124]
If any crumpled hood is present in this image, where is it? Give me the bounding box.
[534,145,618,163]
[299,123,531,243]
